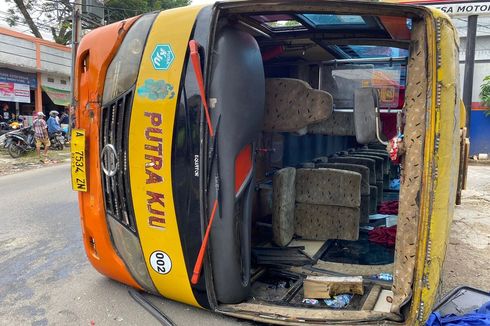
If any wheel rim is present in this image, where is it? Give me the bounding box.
[8,143,22,158]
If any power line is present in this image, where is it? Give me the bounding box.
[44,0,145,13]
[455,17,490,33]
[76,2,143,13]
[0,11,59,33]
[1,0,148,36]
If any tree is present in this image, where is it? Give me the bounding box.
[8,0,43,39]
[480,75,490,117]
[5,0,73,45]
[5,0,191,45]
[104,0,191,24]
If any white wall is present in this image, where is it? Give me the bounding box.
[460,36,490,102]
[40,45,71,76]
[41,74,71,91]
[460,62,490,102]
[460,35,490,61]
[0,33,37,70]
[0,30,71,78]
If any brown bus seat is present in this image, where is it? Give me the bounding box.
[272,167,361,246]
[349,153,384,182]
[327,156,376,185]
[353,88,378,145]
[326,156,379,211]
[299,160,371,215]
[348,153,384,202]
[295,168,361,207]
[263,78,333,132]
[354,149,391,188]
[307,111,356,136]
[355,149,390,174]
[316,162,370,223]
[272,167,296,246]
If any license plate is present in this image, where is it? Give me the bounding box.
[71,129,87,192]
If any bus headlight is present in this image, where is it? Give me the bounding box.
[102,13,156,105]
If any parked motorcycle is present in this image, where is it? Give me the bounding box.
[0,122,12,136]
[6,127,36,158]
[49,132,65,150]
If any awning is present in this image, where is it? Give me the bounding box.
[42,85,70,106]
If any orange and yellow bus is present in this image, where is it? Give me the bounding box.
[72,1,463,324]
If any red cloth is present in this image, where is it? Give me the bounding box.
[388,136,402,164]
[378,200,399,215]
[380,113,398,139]
[368,225,397,247]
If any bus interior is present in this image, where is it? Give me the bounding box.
[200,2,430,322]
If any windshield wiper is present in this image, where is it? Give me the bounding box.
[188,39,221,285]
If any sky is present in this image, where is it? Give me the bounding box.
[0,0,218,41]
[2,0,487,41]
[0,1,54,39]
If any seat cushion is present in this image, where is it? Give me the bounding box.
[294,203,359,241]
[264,78,333,132]
[272,167,296,246]
[295,168,361,208]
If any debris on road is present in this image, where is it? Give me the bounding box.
[0,146,70,176]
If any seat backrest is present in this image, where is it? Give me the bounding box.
[348,153,384,181]
[294,168,361,242]
[327,156,376,185]
[355,149,390,174]
[316,163,370,196]
[353,88,378,144]
[307,111,356,136]
[264,78,333,132]
[295,168,361,208]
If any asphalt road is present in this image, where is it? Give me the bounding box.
[0,164,251,326]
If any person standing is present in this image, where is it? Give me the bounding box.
[2,104,10,122]
[60,108,69,125]
[33,112,50,162]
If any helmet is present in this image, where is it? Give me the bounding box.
[49,110,59,116]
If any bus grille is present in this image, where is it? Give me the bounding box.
[100,89,136,232]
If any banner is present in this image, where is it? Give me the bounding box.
[0,68,37,88]
[0,82,31,103]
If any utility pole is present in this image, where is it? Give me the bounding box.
[69,0,82,138]
[462,15,478,135]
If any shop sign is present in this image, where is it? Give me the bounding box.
[0,82,31,103]
[0,68,37,88]
[425,1,490,16]
[400,0,490,16]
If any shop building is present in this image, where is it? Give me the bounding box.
[0,27,71,124]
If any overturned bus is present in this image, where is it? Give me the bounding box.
[72,1,465,324]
